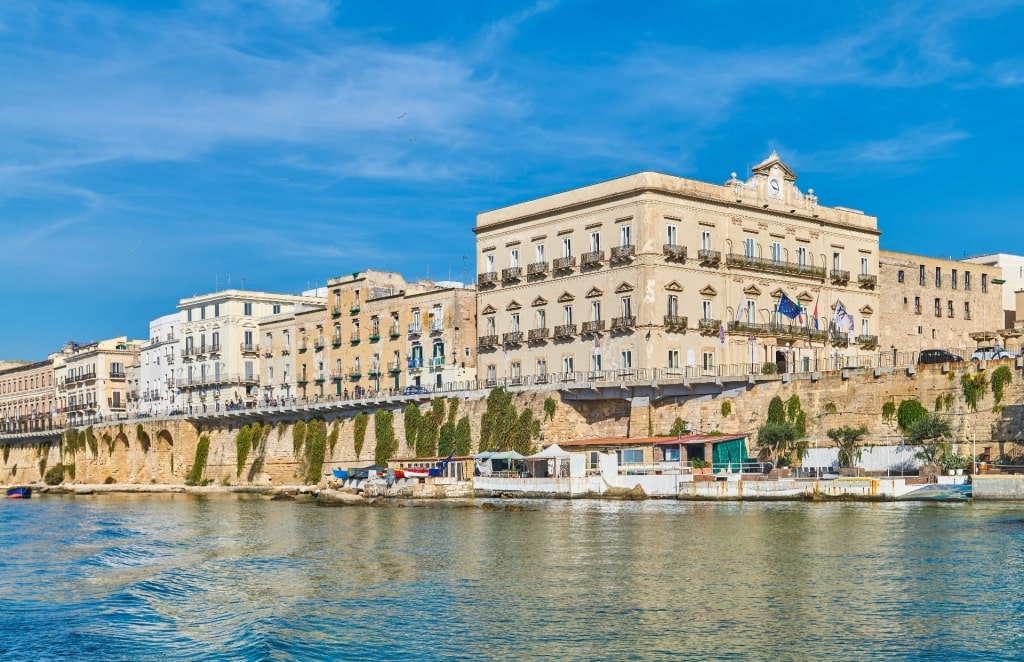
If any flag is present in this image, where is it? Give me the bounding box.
[777,293,801,320]
[735,299,746,323]
[834,301,854,332]
[719,322,726,346]
[812,297,820,330]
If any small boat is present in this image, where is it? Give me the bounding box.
[6,487,32,499]
[401,468,430,479]
[332,468,349,480]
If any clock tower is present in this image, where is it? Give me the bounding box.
[751,150,798,203]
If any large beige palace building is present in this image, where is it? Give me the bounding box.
[474,153,883,380]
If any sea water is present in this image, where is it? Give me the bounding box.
[2,495,1023,661]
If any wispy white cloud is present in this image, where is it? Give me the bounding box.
[783,124,970,174]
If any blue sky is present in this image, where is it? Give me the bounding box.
[3,0,1024,359]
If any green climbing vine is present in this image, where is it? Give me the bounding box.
[328,420,340,456]
[992,365,1013,406]
[720,399,732,418]
[235,425,254,476]
[543,396,557,421]
[188,435,210,484]
[961,372,987,412]
[374,410,398,466]
[103,432,114,455]
[478,388,540,455]
[86,427,98,457]
[303,418,328,484]
[454,416,472,456]
[896,399,927,431]
[292,420,307,456]
[354,412,369,459]
[404,404,422,448]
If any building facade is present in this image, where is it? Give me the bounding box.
[137,313,181,417]
[474,153,882,382]
[0,359,56,434]
[960,253,1024,328]
[53,338,143,427]
[176,289,326,413]
[878,251,1004,354]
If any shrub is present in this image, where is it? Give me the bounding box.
[992,366,1013,405]
[761,362,778,375]
[544,396,557,421]
[669,418,689,436]
[44,464,66,485]
[896,399,927,431]
[721,400,732,417]
[961,373,987,412]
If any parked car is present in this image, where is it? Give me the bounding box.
[403,385,431,395]
[917,349,963,364]
[970,346,1017,361]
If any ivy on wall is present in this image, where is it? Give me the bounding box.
[188,435,210,485]
[374,410,397,466]
[354,412,369,459]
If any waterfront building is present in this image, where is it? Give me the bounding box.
[260,270,478,401]
[878,251,1004,355]
[177,289,326,413]
[137,313,181,417]
[0,358,56,434]
[474,152,881,381]
[960,253,1024,328]
[259,302,327,405]
[53,337,143,427]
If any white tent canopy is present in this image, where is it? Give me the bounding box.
[527,444,571,459]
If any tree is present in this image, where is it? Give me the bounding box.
[757,422,798,466]
[906,413,953,465]
[827,425,869,467]
[756,396,809,466]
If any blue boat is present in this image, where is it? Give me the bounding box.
[6,486,32,499]
[331,468,349,479]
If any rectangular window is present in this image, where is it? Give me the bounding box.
[744,237,755,258]
[702,351,715,372]
[244,302,253,316]
[919,265,926,285]
[536,244,545,262]
[509,248,519,268]
[667,295,678,316]
[564,305,573,325]
[796,246,807,267]
[214,304,220,317]
[562,356,574,375]
[485,253,495,272]
[833,252,841,271]
[935,267,942,288]
[562,237,572,258]
[200,305,206,320]
[666,225,678,246]
[965,271,971,290]
[897,270,905,283]
[591,353,602,372]
[951,269,958,290]
[860,257,869,276]
[621,296,632,318]
[702,300,713,320]
[536,358,547,375]
[861,318,870,335]
[187,308,193,322]
[746,299,756,323]
[621,350,632,369]
[982,273,988,293]
[934,298,941,316]
[485,316,495,335]
[771,241,781,262]
[668,350,680,369]
[618,449,644,465]
[620,225,631,247]
[591,301,601,321]
[511,361,521,380]
[536,309,546,328]
[964,302,971,318]
[486,365,496,382]
[212,331,220,348]
[947,300,954,317]
[244,361,254,380]
[590,232,601,252]
[510,313,520,333]
[701,230,712,251]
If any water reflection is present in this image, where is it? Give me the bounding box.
[2,497,1023,660]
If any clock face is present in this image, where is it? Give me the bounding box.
[769,178,781,199]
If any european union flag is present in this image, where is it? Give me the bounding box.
[778,293,801,320]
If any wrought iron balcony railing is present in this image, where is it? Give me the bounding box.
[528,327,549,341]
[582,320,605,334]
[727,254,827,279]
[698,249,721,265]
[477,272,498,286]
[610,245,635,262]
[664,315,688,330]
[527,261,549,276]
[553,256,576,271]
[580,250,604,267]
[501,267,522,282]
[611,316,636,330]
[663,244,687,262]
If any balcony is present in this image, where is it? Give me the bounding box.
[527,261,549,277]
[408,323,423,336]
[207,344,222,354]
[348,370,362,380]
[390,325,402,339]
[332,335,343,348]
[502,331,524,345]
[830,269,850,285]
[611,316,636,331]
[528,327,549,342]
[830,331,850,345]
[856,334,878,347]
[428,357,446,370]
[698,249,721,266]
[297,378,309,387]
[298,341,308,353]
[369,332,381,342]
[697,319,721,335]
[477,271,498,286]
[478,334,499,348]
[313,337,325,351]
[407,358,424,371]
[728,321,829,342]
[664,315,688,331]
[368,369,382,378]
[553,324,576,339]
[502,267,522,282]
[109,370,126,379]
[610,245,636,263]
[663,244,687,262]
[350,333,361,345]
[331,373,342,382]
[553,256,576,272]
[726,254,827,279]
[241,343,259,355]
[262,347,273,358]
[314,373,326,384]
[858,274,877,289]
[350,306,361,314]
[429,321,444,334]
[581,320,605,334]
[388,361,402,374]
[332,307,342,318]
[580,250,604,267]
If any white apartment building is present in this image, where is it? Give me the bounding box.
[137,313,181,417]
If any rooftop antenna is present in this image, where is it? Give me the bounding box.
[240,277,247,290]
[227,273,231,289]
[215,274,219,291]
[461,255,468,283]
